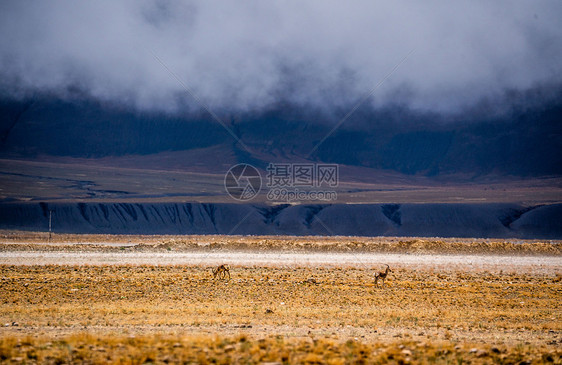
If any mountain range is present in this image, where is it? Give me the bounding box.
[1,90,561,178]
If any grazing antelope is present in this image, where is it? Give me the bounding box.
[374,264,392,287]
[212,264,231,280]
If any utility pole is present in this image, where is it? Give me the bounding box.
[48,210,53,241]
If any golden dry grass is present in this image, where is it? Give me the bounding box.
[1,231,561,255]
[1,264,561,364]
[1,334,560,364]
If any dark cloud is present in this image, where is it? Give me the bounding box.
[1,1,561,114]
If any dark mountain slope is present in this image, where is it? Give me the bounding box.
[1,202,560,238]
[0,96,560,177]
[0,98,230,157]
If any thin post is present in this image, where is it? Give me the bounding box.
[48,210,52,241]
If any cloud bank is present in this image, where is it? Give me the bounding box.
[1,1,561,114]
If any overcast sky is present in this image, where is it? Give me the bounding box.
[1,1,561,114]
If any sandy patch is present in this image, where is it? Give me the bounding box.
[0,250,560,274]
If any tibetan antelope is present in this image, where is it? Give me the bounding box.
[374,264,392,287]
[212,264,231,280]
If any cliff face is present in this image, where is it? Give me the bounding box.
[1,202,560,239]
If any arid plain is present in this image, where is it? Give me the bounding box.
[0,233,561,364]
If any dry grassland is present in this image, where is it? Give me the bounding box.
[0,261,561,364]
[2,231,561,255]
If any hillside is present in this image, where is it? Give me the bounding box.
[1,202,561,238]
[1,96,561,177]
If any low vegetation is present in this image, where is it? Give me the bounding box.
[1,231,561,255]
[1,264,560,363]
[2,334,560,364]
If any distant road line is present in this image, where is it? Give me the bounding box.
[0,251,560,274]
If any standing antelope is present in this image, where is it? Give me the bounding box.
[212,264,231,280]
[374,264,392,287]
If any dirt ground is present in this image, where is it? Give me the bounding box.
[0,234,561,363]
